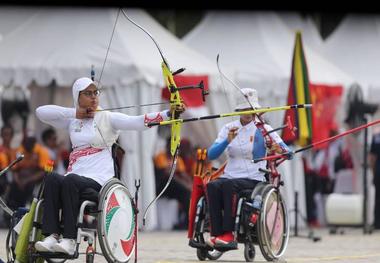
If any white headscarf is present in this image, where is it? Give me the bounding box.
[72,77,94,108]
[235,88,261,110]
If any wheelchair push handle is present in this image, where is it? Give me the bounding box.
[0,154,24,177]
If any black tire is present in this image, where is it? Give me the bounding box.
[46,259,67,263]
[329,227,337,234]
[206,249,223,260]
[196,248,207,261]
[244,243,255,262]
[86,253,94,263]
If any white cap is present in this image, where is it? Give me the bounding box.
[72,77,94,108]
[235,88,261,110]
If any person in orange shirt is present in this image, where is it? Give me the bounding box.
[6,134,49,210]
[154,137,191,229]
[0,125,16,195]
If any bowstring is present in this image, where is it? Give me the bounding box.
[216,54,252,179]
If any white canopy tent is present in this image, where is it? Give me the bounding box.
[319,14,380,101]
[277,12,325,52]
[0,7,221,230]
[183,11,355,228]
[184,12,354,119]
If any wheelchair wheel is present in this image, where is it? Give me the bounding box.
[97,179,136,263]
[206,249,223,260]
[86,252,94,263]
[196,248,222,261]
[46,259,67,263]
[244,242,255,262]
[257,186,289,261]
[196,248,207,261]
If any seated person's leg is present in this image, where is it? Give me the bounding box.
[54,174,101,255]
[206,178,228,237]
[215,178,259,247]
[35,173,64,252]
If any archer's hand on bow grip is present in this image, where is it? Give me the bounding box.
[284,149,295,160]
[170,100,186,118]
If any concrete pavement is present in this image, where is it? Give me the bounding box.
[1,228,380,263]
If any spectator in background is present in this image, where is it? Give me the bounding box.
[0,125,17,227]
[302,150,319,227]
[369,129,380,230]
[154,137,191,229]
[179,138,196,179]
[0,125,16,195]
[6,133,49,210]
[41,128,67,174]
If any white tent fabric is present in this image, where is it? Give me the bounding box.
[183,11,355,228]
[277,12,325,51]
[0,7,220,230]
[0,6,38,42]
[320,14,380,95]
[184,12,354,127]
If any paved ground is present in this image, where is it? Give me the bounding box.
[1,228,380,263]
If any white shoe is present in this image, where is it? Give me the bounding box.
[52,238,76,255]
[35,234,59,252]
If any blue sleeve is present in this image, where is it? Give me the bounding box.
[279,142,291,151]
[208,138,229,160]
[279,142,294,160]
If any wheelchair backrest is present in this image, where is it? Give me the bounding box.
[112,142,125,180]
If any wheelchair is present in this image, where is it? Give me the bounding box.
[6,144,138,263]
[25,177,137,263]
[188,151,289,262]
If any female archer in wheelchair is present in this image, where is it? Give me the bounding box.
[34,77,185,255]
[205,88,293,251]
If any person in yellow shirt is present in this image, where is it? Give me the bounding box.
[154,137,191,230]
[6,134,49,210]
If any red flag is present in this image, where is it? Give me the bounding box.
[310,84,343,148]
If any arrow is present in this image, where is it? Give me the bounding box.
[253,118,380,163]
[146,104,312,127]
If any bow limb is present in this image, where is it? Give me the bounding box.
[121,8,184,225]
[121,8,182,156]
[143,145,179,225]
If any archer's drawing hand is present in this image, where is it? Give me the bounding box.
[76,107,95,119]
[228,127,239,143]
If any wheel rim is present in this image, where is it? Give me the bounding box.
[258,187,289,259]
[98,180,135,263]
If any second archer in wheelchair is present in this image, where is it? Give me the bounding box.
[206,88,293,251]
[34,77,185,255]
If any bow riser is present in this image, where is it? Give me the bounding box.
[162,62,182,156]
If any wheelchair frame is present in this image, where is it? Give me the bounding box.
[25,178,137,263]
[190,180,289,262]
